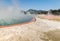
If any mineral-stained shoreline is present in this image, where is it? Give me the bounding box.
[0,15,60,41]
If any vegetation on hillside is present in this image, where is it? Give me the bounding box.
[23,9,60,15]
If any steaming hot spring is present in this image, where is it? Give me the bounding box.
[0,6,33,27]
[0,0,60,41]
[0,0,34,27]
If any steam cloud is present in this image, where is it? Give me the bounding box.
[0,0,33,26]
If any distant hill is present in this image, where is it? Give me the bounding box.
[23,9,60,15]
[26,9,48,14]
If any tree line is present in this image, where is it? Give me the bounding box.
[22,9,60,15]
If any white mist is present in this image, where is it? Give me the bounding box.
[0,0,33,26]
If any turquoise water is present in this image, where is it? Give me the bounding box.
[0,0,34,26]
[0,14,33,26]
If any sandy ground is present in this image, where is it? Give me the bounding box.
[0,15,60,41]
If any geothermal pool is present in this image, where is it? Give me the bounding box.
[0,0,34,26]
[0,14,33,26]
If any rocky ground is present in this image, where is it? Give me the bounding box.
[0,15,60,41]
